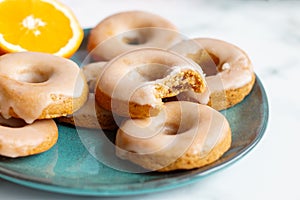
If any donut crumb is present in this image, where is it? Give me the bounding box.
[154,70,206,99]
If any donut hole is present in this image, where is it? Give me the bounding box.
[187,50,220,76]
[0,116,27,128]
[163,122,190,135]
[129,64,169,81]
[163,123,179,135]
[15,68,53,83]
[162,96,178,103]
[123,37,146,45]
[121,30,147,45]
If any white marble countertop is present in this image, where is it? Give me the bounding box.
[1,0,300,199]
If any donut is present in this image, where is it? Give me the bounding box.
[169,38,255,110]
[0,52,89,123]
[58,62,119,130]
[87,11,181,61]
[116,101,231,171]
[0,115,58,158]
[58,93,119,130]
[95,48,208,119]
[82,61,107,92]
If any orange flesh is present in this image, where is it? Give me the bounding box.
[0,0,75,54]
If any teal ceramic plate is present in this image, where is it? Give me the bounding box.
[0,30,269,196]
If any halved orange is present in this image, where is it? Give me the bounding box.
[0,0,83,58]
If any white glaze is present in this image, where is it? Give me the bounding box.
[116,101,230,170]
[63,62,116,129]
[82,62,107,92]
[96,48,208,111]
[170,38,254,92]
[0,116,57,158]
[0,52,85,123]
[88,11,181,61]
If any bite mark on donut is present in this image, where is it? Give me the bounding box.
[154,70,206,100]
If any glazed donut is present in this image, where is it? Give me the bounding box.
[116,101,231,171]
[58,62,119,130]
[0,115,58,158]
[95,48,208,118]
[58,93,119,130]
[0,52,88,123]
[82,61,107,92]
[169,38,255,110]
[87,11,181,61]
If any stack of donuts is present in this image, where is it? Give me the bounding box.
[0,11,255,172]
[0,52,89,158]
[79,11,254,172]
